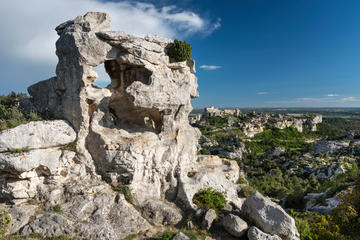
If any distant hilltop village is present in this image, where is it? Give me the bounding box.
[191,106,322,137]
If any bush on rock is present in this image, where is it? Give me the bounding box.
[167,40,192,62]
[193,187,226,212]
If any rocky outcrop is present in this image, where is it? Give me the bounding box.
[247,226,282,240]
[202,209,217,230]
[0,120,76,152]
[177,155,244,209]
[0,11,300,240]
[243,191,300,240]
[222,214,248,237]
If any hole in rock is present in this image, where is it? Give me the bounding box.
[95,60,163,133]
[93,63,111,88]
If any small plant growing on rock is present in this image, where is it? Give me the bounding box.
[61,141,77,152]
[193,187,226,212]
[53,204,62,213]
[0,210,12,237]
[112,185,134,204]
[238,185,255,198]
[167,39,192,62]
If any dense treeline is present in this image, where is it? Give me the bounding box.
[0,92,42,130]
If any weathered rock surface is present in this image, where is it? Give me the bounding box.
[141,199,183,225]
[177,155,245,209]
[243,191,300,240]
[173,232,190,240]
[247,226,282,240]
[202,209,217,230]
[0,120,76,152]
[222,213,248,237]
[0,11,284,240]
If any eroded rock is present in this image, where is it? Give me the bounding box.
[247,226,282,240]
[222,213,248,237]
[243,191,299,240]
[0,120,76,152]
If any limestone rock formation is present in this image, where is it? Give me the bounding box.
[247,226,282,240]
[0,120,76,152]
[23,11,200,205]
[243,191,300,240]
[222,214,248,237]
[0,11,300,240]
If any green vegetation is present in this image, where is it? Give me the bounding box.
[317,118,360,140]
[60,141,77,152]
[154,230,207,240]
[192,188,226,212]
[249,126,313,154]
[10,148,29,154]
[0,210,12,237]
[167,39,192,62]
[53,204,61,213]
[289,175,360,240]
[112,185,134,204]
[0,92,42,130]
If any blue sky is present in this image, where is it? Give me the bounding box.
[1,0,360,108]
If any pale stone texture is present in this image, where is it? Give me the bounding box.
[247,226,282,240]
[222,214,248,237]
[177,155,245,209]
[173,232,190,240]
[0,120,76,152]
[202,209,217,230]
[243,191,300,240]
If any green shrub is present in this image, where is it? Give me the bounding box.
[193,187,226,212]
[238,185,255,198]
[167,39,192,62]
[160,231,176,240]
[112,185,134,204]
[0,92,43,130]
[53,204,61,213]
[0,210,12,237]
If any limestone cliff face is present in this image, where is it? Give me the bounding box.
[26,12,200,203]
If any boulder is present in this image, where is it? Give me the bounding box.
[141,200,183,225]
[177,155,245,209]
[247,226,282,240]
[242,191,299,240]
[20,213,73,236]
[3,204,38,234]
[0,120,76,152]
[202,209,217,230]
[0,149,62,175]
[172,232,190,240]
[222,213,248,237]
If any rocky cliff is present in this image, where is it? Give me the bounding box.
[0,12,299,240]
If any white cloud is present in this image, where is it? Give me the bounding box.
[268,96,360,105]
[200,65,222,70]
[325,94,339,97]
[341,96,358,102]
[257,92,268,95]
[0,0,220,64]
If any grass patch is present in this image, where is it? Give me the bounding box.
[60,141,77,152]
[53,204,61,213]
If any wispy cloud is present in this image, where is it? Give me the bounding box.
[200,65,222,70]
[268,95,360,106]
[0,0,221,64]
[325,94,339,97]
[257,92,268,95]
[341,96,358,102]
